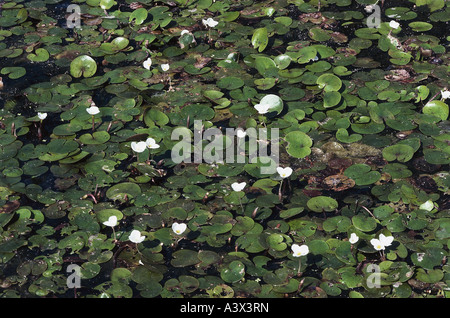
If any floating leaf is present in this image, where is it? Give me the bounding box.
[307,196,338,213]
[284,131,313,158]
[70,55,98,78]
[251,27,269,52]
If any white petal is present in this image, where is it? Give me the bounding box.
[231,182,246,192]
[161,64,170,72]
[277,167,293,178]
[37,112,47,120]
[146,138,160,149]
[349,233,359,244]
[172,222,187,235]
[236,129,246,138]
[86,106,100,115]
[379,234,394,247]
[131,141,147,153]
[254,103,270,114]
[389,20,400,29]
[103,215,118,227]
[419,200,434,211]
[129,230,145,243]
[143,58,152,70]
[441,90,450,99]
[370,238,384,250]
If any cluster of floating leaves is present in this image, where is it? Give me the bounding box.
[0,0,449,298]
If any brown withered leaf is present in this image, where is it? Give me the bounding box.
[0,200,20,214]
[322,174,355,191]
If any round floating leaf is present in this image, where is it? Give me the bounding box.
[70,55,98,78]
[257,94,284,115]
[323,216,352,232]
[344,164,381,185]
[382,144,415,162]
[27,48,49,62]
[79,131,110,145]
[221,261,245,283]
[267,233,287,251]
[336,128,362,143]
[171,250,200,267]
[129,8,148,25]
[309,240,330,254]
[1,66,26,79]
[323,91,342,108]
[106,182,142,201]
[307,196,338,213]
[422,100,449,121]
[274,54,291,69]
[382,163,412,179]
[335,241,356,265]
[96,209,123,223]
[254,56,278,77]
[408,21,433,31]
[252,27,269,52]
[284,130,313,158]
[352,214,377,232]
[217,76,244,90]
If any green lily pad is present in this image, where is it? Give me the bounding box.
[27,48,49,62]
[352,214,377,232]
[106,182,142,201]
[79,131,110,145]
[408,21,433,32]
[1,66,26,79]
[317,73,342,92]
[129,8,148,25]
[284,130,313,158]
[382,144,415,162]
[307,196,339,213]
[422,100,449,121]
[70,55,98,78]
[221,261,245,283]
[336,128,362,143]
[171,250,200,267]
[344,164,381,185]
[251,27,269,52]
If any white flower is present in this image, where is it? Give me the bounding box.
[202,17,219,28]
[37,112,47,120]
[103,215,118,227]
[143,57,152,70]
[389,20,400,29]
[86,106,100,115]
[131,141,147,153]
[231,182,246,192]
[277,167,293,179]
[145,137,160,149]
[180,29,190,36]
[349,233,359,244]
[254,103,271,114]
[236,129,246,138]
[172,222,187,235]
[129,230,146,243]
[371,234,394,250]
[441,90,450,99]
[379,234,394,247]
[161,64,170,72]
[292,244,309,257]
[419,200,435,211]
[370,238,385,251]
